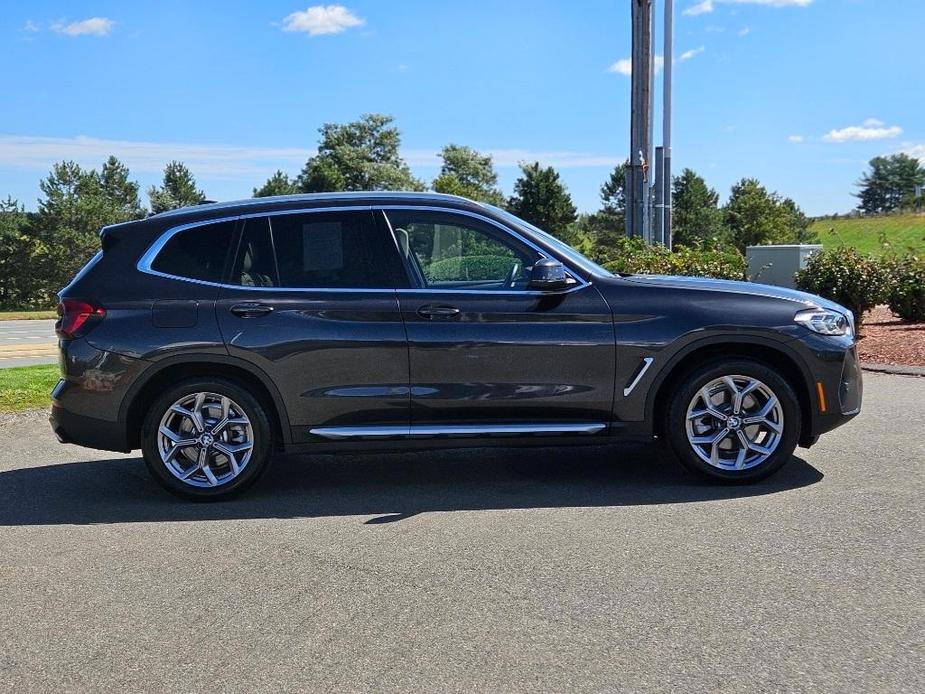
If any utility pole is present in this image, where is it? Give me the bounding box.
[626,0,653,241]
[662,0,673,248]
[627,0,673,247]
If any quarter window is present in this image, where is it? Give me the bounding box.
[384,210,540,291]
[151,220,234,283]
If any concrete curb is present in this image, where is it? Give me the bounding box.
[862,363,925,377]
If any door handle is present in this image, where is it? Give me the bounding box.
[417,305,460,320]
[230,302,274,318]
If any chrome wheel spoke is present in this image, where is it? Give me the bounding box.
[157,391,254,489]
[686,375,784,471]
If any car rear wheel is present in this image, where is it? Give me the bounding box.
[141,378,272,499]
[665,359,800,482]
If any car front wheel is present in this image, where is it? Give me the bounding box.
[665,359,801,482]
[141,378,272,499]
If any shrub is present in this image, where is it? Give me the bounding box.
[426,254,515,281]
[884,254,925,322]
[794,247,889,325]
[601,237,746,280]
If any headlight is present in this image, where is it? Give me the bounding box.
[794,308,853,337]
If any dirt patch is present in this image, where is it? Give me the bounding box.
[858,305,925,366]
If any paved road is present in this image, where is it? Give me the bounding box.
[0,319,57,368]
[0,372,922,692]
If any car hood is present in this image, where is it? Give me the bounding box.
[617,274,850,314]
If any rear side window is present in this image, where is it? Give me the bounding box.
[228,210,406,289]
[152,220,234,283]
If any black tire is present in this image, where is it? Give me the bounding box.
[664,358,801,483]
[141,377,272,500]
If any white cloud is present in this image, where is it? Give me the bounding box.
[608,55,664,76]
[738,26,751,36]
[0,135,621,178]
[684,0,715,15]
[787,135,804,143]
[50,17,114,37]
[823,120,902,143]
[23,20,41,32]
[679,46,705,61]
[282,5,364,36]
[683,0,812,15]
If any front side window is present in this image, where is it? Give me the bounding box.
[151,220,234,283]
[384,210,540,291]
[228,210,405,290]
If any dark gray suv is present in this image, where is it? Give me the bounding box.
[50,192,862,498]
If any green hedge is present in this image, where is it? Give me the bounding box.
[794,247,890,325]
[426,254,515,281]
[884,253,925,322]
[601,237,747,280]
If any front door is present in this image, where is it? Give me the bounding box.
[216,208,410,442]
[381,207,615,433]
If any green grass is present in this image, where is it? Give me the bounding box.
[810,213,925,256]
[0,310,57,321]
[0,364,60,412]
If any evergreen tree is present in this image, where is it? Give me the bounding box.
[507,162,577,242]
[254,170,298,197]
[855,154,925,213]
[148,161,206,213]
[671,168,727,247]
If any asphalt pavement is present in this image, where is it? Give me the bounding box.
[0,372,922,692]
[0,319,57,368]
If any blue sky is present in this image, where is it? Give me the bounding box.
[1,0,922,216]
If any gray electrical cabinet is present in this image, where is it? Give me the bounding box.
[746,244,822,289]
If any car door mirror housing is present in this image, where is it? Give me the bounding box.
[528,258,570,291]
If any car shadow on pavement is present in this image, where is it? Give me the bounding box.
[0,443,823,526]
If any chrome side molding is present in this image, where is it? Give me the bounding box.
[309,422,607,440]
[623,357,654,397]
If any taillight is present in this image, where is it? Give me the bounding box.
[55,299,105,339]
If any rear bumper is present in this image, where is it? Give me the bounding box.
[50,400,131,453]
[48,338,144,453]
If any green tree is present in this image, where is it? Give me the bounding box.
[599,161,628,225]
[30,158,147,299]
[99,155,145,221]
[297,114,423,193]
[254,170,298,197]
[148,161,205,213]
[432,144,504,205]
[723,178,811,251]
[507,162,577,241]
[855,153,925,214]
[671,168,727,247]
[0,198,43,309]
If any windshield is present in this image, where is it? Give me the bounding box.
[484,205,614,278]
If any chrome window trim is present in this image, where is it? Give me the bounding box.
[136,203,591,296]
[378,205,590,296]
[309,422,607,440]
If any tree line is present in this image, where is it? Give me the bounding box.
[1,113,916,310]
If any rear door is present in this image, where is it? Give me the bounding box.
[215,207,411,443]
[382,207,615,433]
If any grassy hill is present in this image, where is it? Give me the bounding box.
[810,213,925,256]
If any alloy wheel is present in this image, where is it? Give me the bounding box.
[685,375,784,471]
[156,392,254,488]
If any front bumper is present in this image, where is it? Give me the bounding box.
[795,333,863,446]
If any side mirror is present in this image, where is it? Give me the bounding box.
[528,258,570,291]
